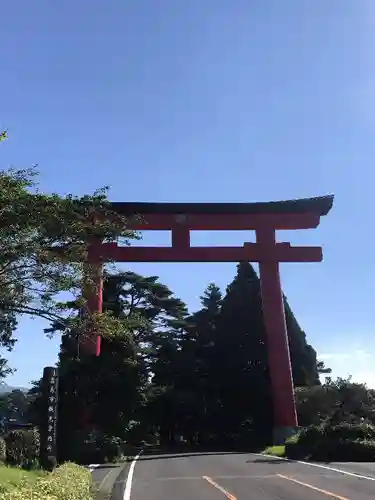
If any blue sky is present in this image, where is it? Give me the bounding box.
[1,1,374,387]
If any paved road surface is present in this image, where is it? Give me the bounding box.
[90,463,126,500]
[108,452,375,500]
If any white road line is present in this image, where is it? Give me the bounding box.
[277,473,349,500]
[296,460,375,481]
[88,464,101,472]
[253,453,375,481]
[123,452,142,500]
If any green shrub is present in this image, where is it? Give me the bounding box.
[36,462,93,500]
[284,423,375,462]
[0,462,93,500]
[4,429,40,469]
[0,438,6,463]
[284,424,326,460]
[298,424,325,446]
[309,438,375,462]
[312,423,375,461]
[101,435,122,462]
[285,433,304,459]
[70,430,123,464]
[323,422,375,442]
[343,439,375,461]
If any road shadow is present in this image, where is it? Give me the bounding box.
[250,458,289,464]
[138,451,250,461]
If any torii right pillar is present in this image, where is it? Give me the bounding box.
[256,227,298,444]
[253,203,332,444]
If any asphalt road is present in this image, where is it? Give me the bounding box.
[101,451,375,500]
[90,463,126,500]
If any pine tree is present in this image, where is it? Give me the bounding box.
[56,270,190,456]
[213,262,273,446]
[175,283,223,445]
[209,262,322,447]
[284,298,320,386]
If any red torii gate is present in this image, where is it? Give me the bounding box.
[82,195,333,442]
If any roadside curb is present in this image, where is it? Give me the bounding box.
[90,463,129,500]
[109,461,132,500]
[253,452,375,482]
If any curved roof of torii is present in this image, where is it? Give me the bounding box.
[110,195,334,217]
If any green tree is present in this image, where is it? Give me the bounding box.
[317,360,332,375]
[296,376,375,427]
[0,389,29,422]
[55,271,188,459]
[0,360,12,379]
[212,262,273,446]
[173,283,223,444]
[284,298,321,386]
[0,135,19,376]
[143,284,223,446]
[204,262,321,446]
[25,380,43,426]
[0,312,17,379]
[121,272,189,445]
[0,167,139,345]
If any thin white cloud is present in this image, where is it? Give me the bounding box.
[319,350,370,361]
[352,372,375,388]
[318,349,374,388]
[319,353,350,361]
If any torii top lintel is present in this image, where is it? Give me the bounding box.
[110,195,334,231]
[83,195,333,356]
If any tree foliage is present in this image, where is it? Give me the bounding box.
[52,271,188,460]
[23,261,334,462]
[296,376,375,427]
[0,167,140,347]
[0,389,30,423]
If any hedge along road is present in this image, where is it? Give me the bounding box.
[106,451,375,500]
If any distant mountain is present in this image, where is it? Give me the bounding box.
[0,383,28,395]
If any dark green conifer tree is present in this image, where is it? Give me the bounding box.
[213,262,273,446]
[174,283,223,445]
[56,271,187,458]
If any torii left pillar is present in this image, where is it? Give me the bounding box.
[77,241,103,429]
[80,240,103,356]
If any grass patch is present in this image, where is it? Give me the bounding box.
[263,445,285,457]
[0,465,46,490]
[0,463,93,500]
